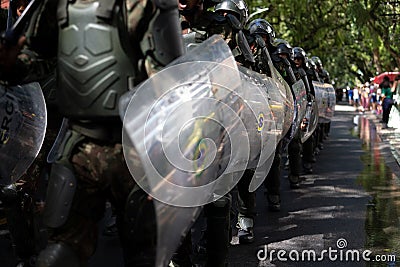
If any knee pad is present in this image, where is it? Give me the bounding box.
[43,163,76,228]
[36,243,80,267]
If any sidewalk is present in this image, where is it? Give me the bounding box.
[342,102,400,174]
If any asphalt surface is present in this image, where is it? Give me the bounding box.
[225,103,400,267]
[1,101,400,267]
[228,103,370,267]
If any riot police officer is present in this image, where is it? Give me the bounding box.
[213,0,259,247]
[0,0,184,266]
[311,55,331,150]
[247,18,285,211]
[271,39,303,189]
[178,0,255,262]
[213,0,255,67]
[248,18,275,76]
[293,47,316,174]
[311,56,331,84]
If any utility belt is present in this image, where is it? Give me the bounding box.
[47,118,122,164]
[69,119,122,143]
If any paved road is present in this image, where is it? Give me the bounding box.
[228,105,369,266]
[226,104,400,266]
[2,103,400,266]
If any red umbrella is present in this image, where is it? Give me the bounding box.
[373,72,400,84]
[1,0,9,9]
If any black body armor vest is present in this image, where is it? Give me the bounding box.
[56,0,135,120]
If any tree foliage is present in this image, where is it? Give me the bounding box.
[245,0,400,87]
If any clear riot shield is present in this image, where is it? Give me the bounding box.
[0,82,47,184]
[313,81,330,123]
[290,79,308,137]
[237,66,289,192]
[265,51,294,141]
[122,34,295,265]
[300,96,319,143]
[326,84,336,120]
[123,35,246,266]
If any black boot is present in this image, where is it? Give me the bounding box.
[266,194,281,212]
[288,174,300,189]
[236,216,254,244]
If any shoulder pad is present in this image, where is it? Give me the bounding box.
[255,35,266,48]
[225,13,242,30]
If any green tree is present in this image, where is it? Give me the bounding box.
[246,0,400,87]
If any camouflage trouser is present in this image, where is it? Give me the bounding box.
[49,138,135,262]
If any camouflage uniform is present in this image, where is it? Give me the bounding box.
[0,0,183,266]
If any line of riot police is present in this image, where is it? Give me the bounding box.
[0,0,336,266]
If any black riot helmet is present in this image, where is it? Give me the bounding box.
[248,18,275,46]
[214,0,249,25]
[306,57,317,70]
[293,47,307,61]
[311,56,323,68]
[273,38,294,60]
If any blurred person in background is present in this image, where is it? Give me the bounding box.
[361,84,370,112]
[379,75,395,128]
[353,86,360,109]
[369,83,378,114]
[348,87,354,106]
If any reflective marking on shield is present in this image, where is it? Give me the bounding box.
[257,112,265,132]
[193,139,209,177]
[0,129,9,144]
[121,35,298,267]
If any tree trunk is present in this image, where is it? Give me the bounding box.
[372,47,381,74]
